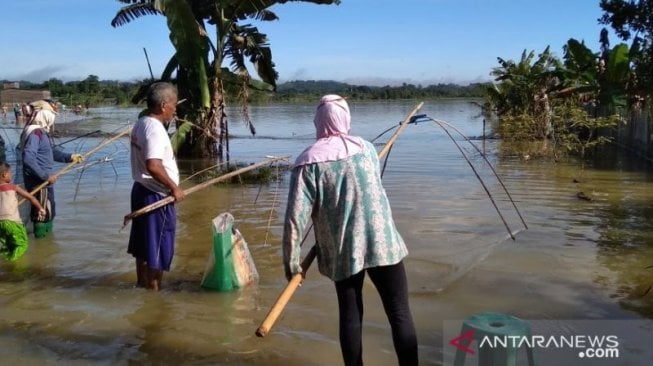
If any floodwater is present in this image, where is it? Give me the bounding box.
[1,100,652,365]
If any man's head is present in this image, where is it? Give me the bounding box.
[146,82,178,125]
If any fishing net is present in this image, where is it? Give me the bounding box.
[201,212,259,291]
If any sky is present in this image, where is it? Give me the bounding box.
[0,0,617,86]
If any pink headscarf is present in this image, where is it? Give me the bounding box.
[294,95,364,167]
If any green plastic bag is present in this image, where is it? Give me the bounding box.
[201,212,259,291]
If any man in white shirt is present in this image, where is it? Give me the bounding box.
[128,82,185,291]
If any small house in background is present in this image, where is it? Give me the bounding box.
[3,82,19,89]
[1,82,51,105]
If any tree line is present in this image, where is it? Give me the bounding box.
[2,75,138,108]
[271,80,487,101]
[3,76,488,107]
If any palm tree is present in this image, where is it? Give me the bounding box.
[111,0,340,160]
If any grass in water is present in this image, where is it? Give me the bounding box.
[188,161,290,185]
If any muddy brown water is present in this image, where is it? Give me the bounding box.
[0,100,652,365]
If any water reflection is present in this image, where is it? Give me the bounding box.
[494,145,653,320]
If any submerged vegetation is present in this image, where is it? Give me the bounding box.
[486,0,653,160]
[186,161,290,185]
[487,0,653,299]
[496,103,622,159]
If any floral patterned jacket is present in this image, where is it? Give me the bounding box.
[283,140,408,281]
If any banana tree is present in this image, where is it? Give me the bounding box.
[112,0,340,159]
[487,47,560,133]
[558,37,632,114]
[600,0,653,97]
[558,38,599,98]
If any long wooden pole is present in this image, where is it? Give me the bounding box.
[122,155,289,228]
[143,47,155,81]
[255,102,424,338]
[19,127,132,205]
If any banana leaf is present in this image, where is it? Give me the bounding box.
[170,120,194,154]
[156,0,210,109]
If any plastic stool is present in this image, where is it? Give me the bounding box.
[453,312,536,366]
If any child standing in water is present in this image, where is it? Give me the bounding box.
[0,161,46,261]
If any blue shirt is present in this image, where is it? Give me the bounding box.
[22,129,71,181]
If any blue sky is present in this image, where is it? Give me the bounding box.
[0,0,615,86]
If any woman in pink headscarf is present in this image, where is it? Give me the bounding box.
[283,95,418,365]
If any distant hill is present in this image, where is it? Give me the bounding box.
[2,78,489,106]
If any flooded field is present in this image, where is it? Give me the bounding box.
[0,100,652,365]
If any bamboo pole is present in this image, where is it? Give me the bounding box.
[255,101,424,338]
[143,47,155,81]
[19,126,132,205]
[122,155,290,228]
